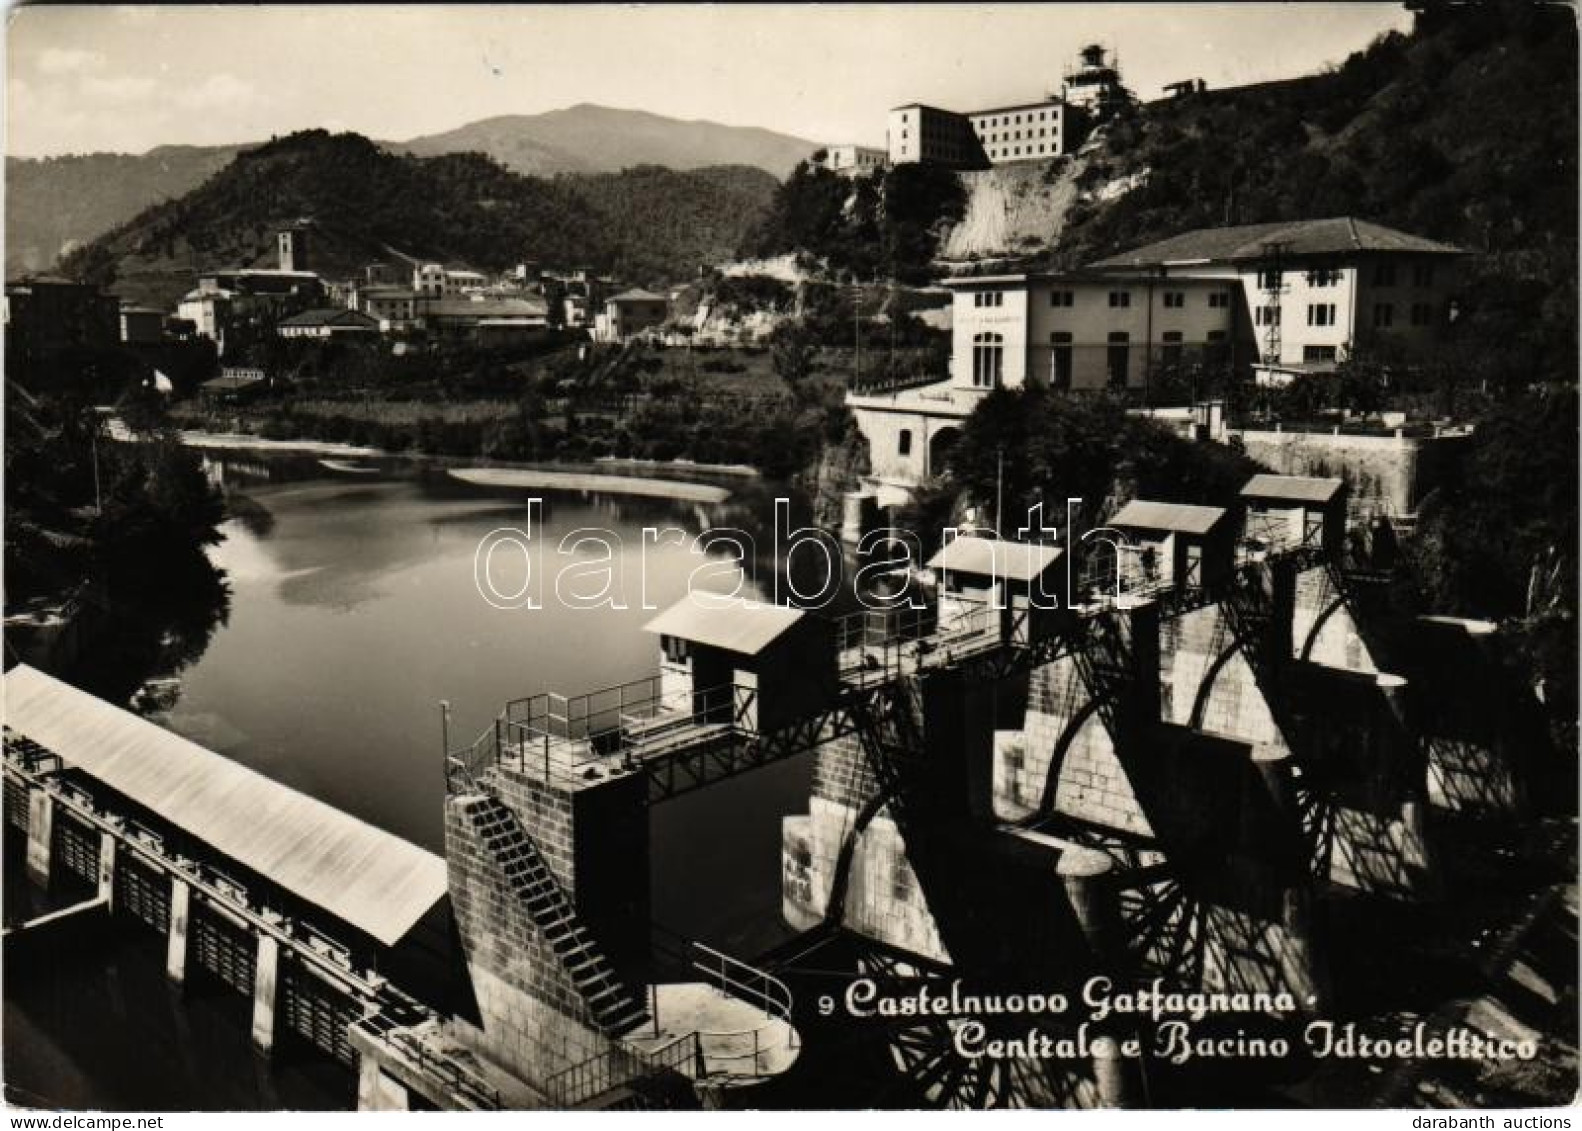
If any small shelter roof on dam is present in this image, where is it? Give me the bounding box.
[1241,474,1345,504]
[3,664,447,946]
[927,536,1063,582]
[645,596,805,656]
[1110,500,1228,536]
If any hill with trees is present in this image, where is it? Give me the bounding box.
[56,131,778,307]
[5,145,246,275]
[8,105,815,277]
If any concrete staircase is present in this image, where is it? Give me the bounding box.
[462,794,650,1038]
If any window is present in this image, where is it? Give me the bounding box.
[1163,291,1185,309]
[1106,331,1130,388]
[1303,345,1338,363]
[1306,268,1341,287]
[898,430,913,456]
[1050,332,1073,388]
[1108,290,1132,308]
[972,332,1003,388]
[1256,269,1282,290]
[1255,305,1282,326]
[1373,262,1397,286]
[1307,303,1336,327]
[1160,330,1183,369]
[973,291,1004,308]
[1412,263,1436,288]
[1410,301,1435,326]
[1373,302,1394,328]
[1208,291,1231,309]
[1206,330,1226,342]
[662,635,691,664]
[1049,290,1074,308]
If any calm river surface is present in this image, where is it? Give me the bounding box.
[5,452,817,1109]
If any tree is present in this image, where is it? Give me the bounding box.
[770,323,817,389]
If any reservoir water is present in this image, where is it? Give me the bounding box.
[5,453,817,1109]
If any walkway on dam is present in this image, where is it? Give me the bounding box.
[4,664,446,946]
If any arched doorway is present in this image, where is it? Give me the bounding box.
[927,426,961,478]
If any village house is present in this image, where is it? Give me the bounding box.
[596,288,669,342]
[199,367,272,406]
[118,303,167,346]
[350,285,422,331]
[812,144,888,176]
[276,307,380,341]
[413,264,490,298]
[3,276,120,372]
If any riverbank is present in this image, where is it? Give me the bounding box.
[448,467,731,504]
[168,425,763,502]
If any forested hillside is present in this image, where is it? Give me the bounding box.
[5,145,246,274]
[56,131,778,306]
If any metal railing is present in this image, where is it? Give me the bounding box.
[448,677,758,794]
[833,595,996,688]
[847,370,947,398]
[544,1031,703,1109]
[353,1012,503,1110]
[683,941,798,1076]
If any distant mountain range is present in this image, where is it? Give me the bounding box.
[6,105,819,275]
[398,103,817,178]
[57,131,781,309]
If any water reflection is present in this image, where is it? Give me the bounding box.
[88,451,813,947]
[8,449,855,1110]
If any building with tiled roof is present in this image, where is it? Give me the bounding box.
[598,289,669,342]
[1087,217,1465,270]
[277,307,379,340]
[843,216,1469,506]
[1087,217,1466,378]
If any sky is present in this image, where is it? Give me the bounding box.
[6,3,1415,158]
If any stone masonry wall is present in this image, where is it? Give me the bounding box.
[444,774,609,1090]
[1292,566,1378,672]
[994,655,1153,838]
[1159,605,1285,748]
[785,732,950,964]
[1229,429,1471,515]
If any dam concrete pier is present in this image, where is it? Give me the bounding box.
[2,473,1546,1110]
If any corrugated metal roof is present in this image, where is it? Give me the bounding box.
[3,665,446,946]
[1241,474,1344,504]
[1089,217,1465,269]
[1110,500,1227,535]
[644,596,804,655]
[927,537,1063,582]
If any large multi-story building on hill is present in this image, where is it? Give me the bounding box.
[887,97,1073,168]
[884,45,1126,169]
[845,216,1466,504]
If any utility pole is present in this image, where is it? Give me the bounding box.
[91,429,102,515]
[852,278,862,387]
[994,446,1004,537]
